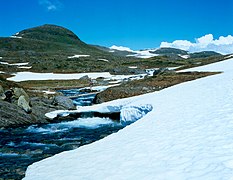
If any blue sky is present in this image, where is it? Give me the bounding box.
[0,0,232,50]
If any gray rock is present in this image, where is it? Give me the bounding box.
[13,87,30,102]
[0,85,6,100]
[142,87,149,91]
[0,100,34,127]
[80,75,90,81]
[53,96,75,110]
[18,95,32,113]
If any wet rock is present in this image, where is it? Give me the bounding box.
[0,85,6,100]
[18,95,32,113]
[52,96,75,110]
[30,97,66,123]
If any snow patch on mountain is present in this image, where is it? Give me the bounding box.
[68,55,90,59]
[178,54,190,59]
[110,45,158,58]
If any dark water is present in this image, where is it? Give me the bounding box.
[0,88,126,179]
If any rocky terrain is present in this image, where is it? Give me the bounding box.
[94,70,219,103]
[0,82,76,128]
[0,24,229,128]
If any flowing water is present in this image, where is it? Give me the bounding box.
[0,88,126,179]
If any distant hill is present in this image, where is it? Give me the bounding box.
[150,47,188,55]
[189,51,221,58]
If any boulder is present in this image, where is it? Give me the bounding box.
[153,68,175,76]
[80,75,90,81]
[0,85,6,100]
[18,95,32,113]
[13,87,30,102]
[52,96,75,110]
[0,100,34,127]
[4,89,13,103]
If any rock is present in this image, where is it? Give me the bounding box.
[153,68,175,76]
[18,95,32,113]
[13,87,30,102]
[30,97,66,123]
[0,85,6,100]
[4,89,13,103]
[52,96,75,110]
[0,100,34,127]
[79,75,90,81]
[142,87,149,91]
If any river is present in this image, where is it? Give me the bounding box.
[0,88,127,179]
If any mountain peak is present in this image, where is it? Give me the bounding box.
[16,24,82,44]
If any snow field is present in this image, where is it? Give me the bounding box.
[24,58,233,179]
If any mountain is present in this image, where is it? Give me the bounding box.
[0,24,100,54]
[0,24,131,73]
[0,24,225,74]
[15,24,82,45]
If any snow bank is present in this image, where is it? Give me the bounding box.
[127,50,158,58]
[0,61,29,66]
[68,55,90,59]
[128,66,137,69]
[179,54,190,59]
[225,54,233,59]
[7,71,146,82]
[25,58,233,180]
[18,66,32,69]
[98,58,109,62]
[10,35,22,39]
[7,72,112,82]
[120,104,153,124]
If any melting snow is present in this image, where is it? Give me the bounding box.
[42,90,56,95]
[0,61,9,65]
[7,72,146,82]
[98,58,109,62]
[24,58,233,179]
[110,45,159,58]
[0,61,29,66]
[179,54,190,59]
[7,72,112,82]
[18,66,32,69]
[10,35,22,39]
[225,54,233,59]
[128,66,137,69]
[68,55,90,59]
